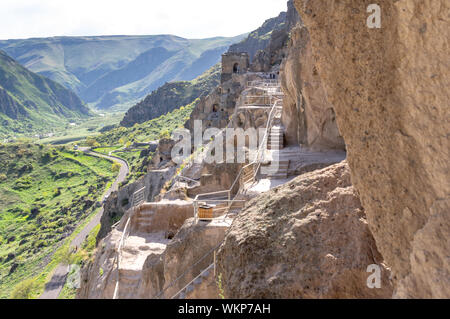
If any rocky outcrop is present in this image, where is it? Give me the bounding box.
[250,0,301,73]
[228,12,288,63]
[159,218,229,299]
[186,80,242,135]
[217,162,393,298]
[120,65,220,127]
[293,0,449,298]
[150,138,176,169]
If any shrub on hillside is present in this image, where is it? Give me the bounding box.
[111,162,121,173]
[159,129,170,139]
[10,278,36,299]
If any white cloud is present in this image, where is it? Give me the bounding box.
[0,0,288,40]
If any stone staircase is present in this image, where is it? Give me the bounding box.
[263,102,289,179]
[136,209,155,233]
[117,269,141,298]
[173,264,214,299]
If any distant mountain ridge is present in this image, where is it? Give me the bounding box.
[0,50,90,137]
[119,6,293,128]
[0,34,247,110]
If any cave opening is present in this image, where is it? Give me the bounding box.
[233,63,240,74]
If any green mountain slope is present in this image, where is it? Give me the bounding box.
[0,143,116,299]
[0,35,247,111]
[120,63,220,127]
[0,51,91,138]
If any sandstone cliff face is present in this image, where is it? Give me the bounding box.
[281,24,345,150]
[217,162,393,298]
[160,218,228,299]
[251,0,301,73]
[293,0,449,298]
[228,11,288,63]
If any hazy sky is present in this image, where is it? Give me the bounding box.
[0,0,288,40]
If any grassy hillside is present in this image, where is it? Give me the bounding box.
[0,51,91,138]
[0,143,116,298]
[120,63,220,127]
[0,35,247,111]
[37,112,124,146]
[87,99,196,184]
[95,99,195,146]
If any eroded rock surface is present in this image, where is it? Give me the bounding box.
[217,162,392,298]
[160,218,229,299]
[281,24,345,150]
[293,0,449,298]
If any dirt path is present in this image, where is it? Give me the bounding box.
[39,149,129,299]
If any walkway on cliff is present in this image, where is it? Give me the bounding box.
[39,149,129,299]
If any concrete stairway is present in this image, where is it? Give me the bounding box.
[261,160,290,179]
[268,125,284,150]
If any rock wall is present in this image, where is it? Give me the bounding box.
[228,11,288,63]
[293,0,449,298]
[160,219,228,299]
[280,23,345,150]
[217,162,393,298]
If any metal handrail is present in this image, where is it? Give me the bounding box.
[112,215,132,299]
[162,79,284,299]
[177,175,199,184]
[229,162,256,195]
[112,186,146,299]
[170,175,200,191]
[195,190,230,201]
[247,80,280,87]
[154,240,224,299]
[253,99,283,179]
[192,162,256,223]
[171,263,214,299]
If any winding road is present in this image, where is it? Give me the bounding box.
[39,149,129,299]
